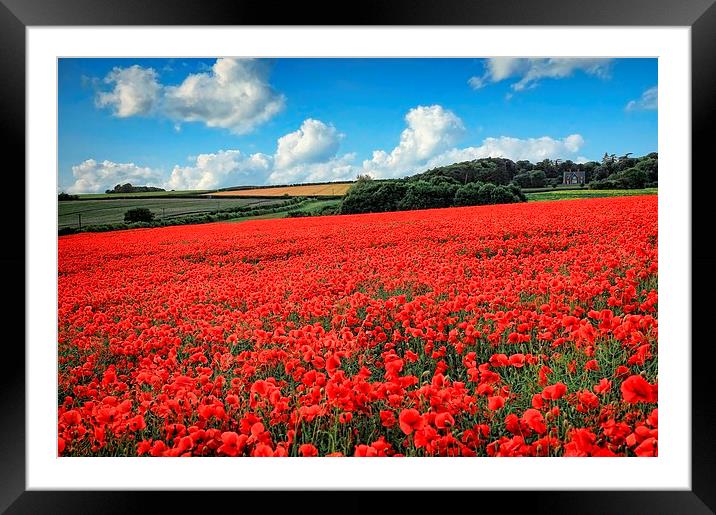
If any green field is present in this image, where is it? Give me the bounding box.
[226,199,340,223]
[526,188,657,202]
[290,199,341,213]
[227,212,290,223]
[76,190,211,199]
[58,197,282,229]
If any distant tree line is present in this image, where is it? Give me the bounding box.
[58,192,79,201]
[413,153,657,189]
[588,152,658,190]
[105,183,166,194]
[340,174,525,215]
[339,152,658,215]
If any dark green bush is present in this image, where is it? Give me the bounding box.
[124,208,155,223]
[453,182,486,206]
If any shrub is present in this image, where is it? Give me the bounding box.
[453,182,485,206]
[507,183,527,202]
[398,181,458,211]
[491,185,517,204]
[124,208,155,223]
[340,181,409,214]
[476,183,496,204]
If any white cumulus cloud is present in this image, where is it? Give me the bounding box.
[163,58,285,134]
[165,150,273,191]
[65,159,163,193]
[625,86,657,111]
[163,118,355,189]
[267,154,357,185]
[274,119,342,169]
[468,58,612,92]
[425,134,586,168]
[95,58,285,134]
[267,119,354,184]
[95,65,161,117]
[362,105,465,178]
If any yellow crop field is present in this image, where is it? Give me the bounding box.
[207,182,353,197]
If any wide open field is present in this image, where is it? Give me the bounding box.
[76,190,211,199]
[58,197,283,228]
[207,182,353,197]
[58,196,657,457]
[526,187,657,202]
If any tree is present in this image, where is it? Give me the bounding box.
[339,180,409,214]
[398,181,457,211]
[58,192,79,201]
[614,168,648,189]
[507,183,527,202]
[124,207,155,223]
[453,182,485,206]
[512,170,546,188]
[476,183,496,204]
[529,170,547,188]
[491,185,517,204]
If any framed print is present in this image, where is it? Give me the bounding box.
[3,0,715,512]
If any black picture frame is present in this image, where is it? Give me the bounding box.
[2,0,713,512]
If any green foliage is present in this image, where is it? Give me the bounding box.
[58,192,79,201]
[507,183,527,202]
[106,183,165,194]
[340,174,526,214]
[453,181,485,206]
[340,180,409,214]
[397,180,459,211]
[590,153,657,189]
[124,207,155,223]
[590,167,649,190]
[412,157,516,185]
[513,170,547,188]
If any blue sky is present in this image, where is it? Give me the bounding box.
[58,57,657,193]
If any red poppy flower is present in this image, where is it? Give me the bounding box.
[487,396,505,411]
[531,394,544,409]
[634,437,657,457]
[435,412,455,429]
[380,410,396,428]
[593,378,612,395]
[354,444,378,457]
[299,444,319,457]
[522,408,547,434]
[614,365,631,378]
[584,359,600,371]
[252,443,274,457]
[398,408,424,435]
[508,354,525,368]
[218,432,247,457]
[620,375,657,403]
[541,382,568,400]
[576,390,599,412]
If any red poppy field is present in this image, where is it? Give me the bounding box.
[58,195,657,457]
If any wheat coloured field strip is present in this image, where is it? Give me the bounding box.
[208,182,353,197]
